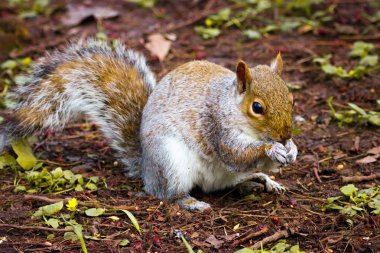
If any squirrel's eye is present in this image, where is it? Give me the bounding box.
[252,102,264,114]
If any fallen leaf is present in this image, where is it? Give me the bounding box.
[145,33,171,61]
[11,139,37,170]
[367,146,380,156]
[85,208,105,217]
[205,235,224,248]
[219,234,239,241]
[121,210,141,235]
[356,156,378,164]
[61,5,119,27]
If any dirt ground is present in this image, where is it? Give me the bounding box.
[0,0,379,252]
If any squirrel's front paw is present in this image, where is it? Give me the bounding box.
[265,142,287,165]
[285,139,298,164]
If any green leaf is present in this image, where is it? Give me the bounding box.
[313,55,331,65]
[205,8,231,27]
[359,55,378,67]
[1,60,17,70]
[118,239,130,247]
[235,248,255,253]
[64,231,78,241]
[181,235,195,253]
[327,196,342,203]
[75,184,84,191]
[14,185,26,192]
[33,0,50,14]
[63,170,74,180]
[340,184,358,197]
[85,182,97,190]
[280,20,301,32]
[347,103,367,116]
[51,167,63,179]
[88,176,99,183]
[33,201,63,218]
[85,208,105,217]
[194,26,221,40]
[340,206,357,216]
[121,210,141,235]
[290,245,305,253]
[128,0,156,8]
[0,153,18,170]
[321,64,339,75]
[322,203,344,211]
[270,242,290,251]
[350,41,374,58]
[259,24,279,34]
[11,139,37,170]
[368,113,380,126]
[19,10,38,19]
[46,218,60,229]
[242,29,262,40]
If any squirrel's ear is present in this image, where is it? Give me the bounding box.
[271,52,283,76]
[236,60,252,94]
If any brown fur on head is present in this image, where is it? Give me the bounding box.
[237,54,294,143]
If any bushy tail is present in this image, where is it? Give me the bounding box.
[0,38,156,177]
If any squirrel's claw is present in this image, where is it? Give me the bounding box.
[264,178,286,193]
[265,142,288,165]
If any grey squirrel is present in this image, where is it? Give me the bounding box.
[0,39,297,211]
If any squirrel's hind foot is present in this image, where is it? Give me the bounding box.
[247,172,286,194]
[177,196,211,212]
[237,181,265,195]
[264,178,286,193]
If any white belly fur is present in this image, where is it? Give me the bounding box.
[164,137,278,194]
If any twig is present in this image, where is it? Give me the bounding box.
[251,228,293,250]
[24,194,138,211]
[0,223,72,232]
[36,160,81,167]
[341,173,380,183]
[232,226,269,247]
[313,167,322,183]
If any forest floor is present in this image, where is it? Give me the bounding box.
[0,0,379,252]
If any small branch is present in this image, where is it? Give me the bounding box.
[24,194,138,211]
[232,226,269,247]
[341,173,380,183]
[251,228,293,250]
[313,167,322,183]
[0,223,72,233]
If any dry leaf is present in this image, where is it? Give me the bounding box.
[145,33,171,61]
[367,146,380,156]
[356,156,378,164]
[205,235,224,248]
[61,5,119,27]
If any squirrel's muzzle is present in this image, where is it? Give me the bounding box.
[279,129,292,144]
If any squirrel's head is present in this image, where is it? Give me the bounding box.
[237,53,294,143]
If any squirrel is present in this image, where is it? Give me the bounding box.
[0,39,297,211]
